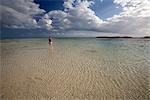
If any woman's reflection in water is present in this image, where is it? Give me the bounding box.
[48,40,54,57]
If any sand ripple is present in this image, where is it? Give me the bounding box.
[0,38,149,100]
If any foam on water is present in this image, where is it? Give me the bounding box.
[0,38,150,100]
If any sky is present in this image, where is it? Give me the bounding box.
[1,0,150,37]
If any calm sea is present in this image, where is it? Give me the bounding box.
[1,38,150,100]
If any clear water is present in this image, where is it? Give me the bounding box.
[1,38,150,100]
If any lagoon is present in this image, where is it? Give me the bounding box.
[0,38,149,100]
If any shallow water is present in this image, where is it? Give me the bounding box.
[0,38,150,100]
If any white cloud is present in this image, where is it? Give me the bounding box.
[42,0,150,36]
[113,0,150,17]
[67,0,103,30]
[63,0,75,9]
[46,10,71,30]
[101,16,150,36]
[38,14,53,30]
[0,0,45,28]
[1,0,150,36]
[42,0,103,31]
[102,0,150,35]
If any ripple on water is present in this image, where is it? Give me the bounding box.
[1,38,149,100]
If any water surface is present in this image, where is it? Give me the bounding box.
[0,38,150,100]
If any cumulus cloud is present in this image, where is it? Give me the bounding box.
[38,14,53,30]
[41,0,103,31]
[66,0,103,30]
[63,0,74,9]
[101,16,150,36]
[46,10,70,30]
[113,0,150,17]
[103,0,150,35]
[40,0,150,36]
[1,0,150,36]
[0,0,45,28]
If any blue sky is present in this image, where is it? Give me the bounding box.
[34,0,122,20]
[91,0,122,19]
[34,0,64,12]
[1,0,150,37]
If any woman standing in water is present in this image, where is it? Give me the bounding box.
[48,37,52,45]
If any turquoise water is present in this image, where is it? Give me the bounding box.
[1,38,150,100]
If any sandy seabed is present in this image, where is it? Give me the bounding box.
[0,38,150,100]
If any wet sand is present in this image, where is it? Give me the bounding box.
[0,38,150,100]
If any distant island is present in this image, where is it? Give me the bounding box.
[144,36,150,38]
[96,36,150,38]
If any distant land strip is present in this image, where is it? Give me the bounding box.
[96,36,150,39]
